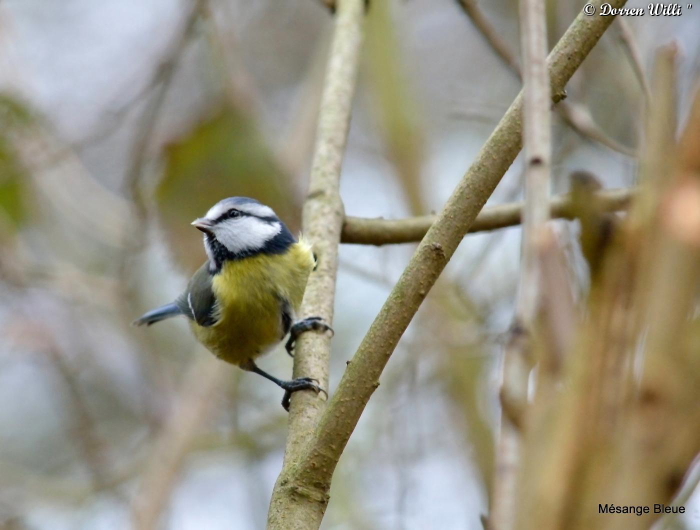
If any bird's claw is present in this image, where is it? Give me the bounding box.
[281,377,327,411]
[285,316,334,357]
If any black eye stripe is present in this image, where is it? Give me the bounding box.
[213,209,280,225]
[215,208,244,223]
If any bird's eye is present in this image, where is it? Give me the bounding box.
[227,209,240,219]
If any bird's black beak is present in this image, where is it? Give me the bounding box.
[191,218,214,234]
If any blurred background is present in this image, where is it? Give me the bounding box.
[0,0,698,528]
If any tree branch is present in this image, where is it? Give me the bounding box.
[556,101,637,157]
[272,2,628,528]
[515,47,700,530]
[123,0,202,219]
[341,188,633,245]
[455,0,522,78]
[455,0,637,158]
[615,18,651,102]
[491,0,551,525]
[267,0,365,528]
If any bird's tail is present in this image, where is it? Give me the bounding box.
[132,303,182,326]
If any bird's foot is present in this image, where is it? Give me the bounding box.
[280,377,327,411]
[285,316,334,357]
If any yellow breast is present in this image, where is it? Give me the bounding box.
[191,239,315,366]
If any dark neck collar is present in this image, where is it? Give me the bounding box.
[205,224,297,274]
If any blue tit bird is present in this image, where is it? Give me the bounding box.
[133,197,332,410]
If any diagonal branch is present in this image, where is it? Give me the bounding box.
[615,18,651,102]
[456,0,637,158]
[341,188,633,245]
[267,0,365,528]
[455,0,522,77]
[271,1,629,528]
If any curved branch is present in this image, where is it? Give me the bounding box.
[341,188,633,245]
[263,2,633,528]
[456,0,637,158]
[276,2,629,527]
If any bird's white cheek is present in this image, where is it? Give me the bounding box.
[214,218,281,254]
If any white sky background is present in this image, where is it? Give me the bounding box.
[1,0,699,529]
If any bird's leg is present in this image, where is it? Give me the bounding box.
[244,361,327,411]
[285,316,334,357]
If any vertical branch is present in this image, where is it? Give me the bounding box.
[491,0,551,527]
[514,44,685,530]
[267,3,627,530]
[285,0,363,455]
[517,0,552,322]
[267,0,365,528]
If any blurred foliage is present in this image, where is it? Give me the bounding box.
[157,104,300,271]
[0,1,698,528]
[0,138,25,226]
[365,0,426,214]
[434,286,495,493]
[0,94,32,229]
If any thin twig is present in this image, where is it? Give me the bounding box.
[341,188,633,245]
[267,0,365,528]
[557,101,637,157]
[123,1,202,225]
[455,0,522,77]
[45,345,111,492]
[455,0,636,158]
[201,0,260,114]
[615,18,651,102]
[514,43,684,530]
[269,3,629,528]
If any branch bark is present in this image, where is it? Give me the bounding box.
[341,188,632,245]
[269,2,628,528]
[491,0,551,526]
[267,0,365,528]
[455,0,637,158]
